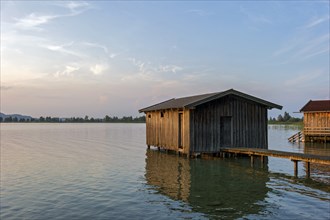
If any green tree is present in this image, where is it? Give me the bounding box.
[104,115,111,122]
[5,116,12,122]
[277,114,283,122]
[19,118,26,122]
[283,112,291,122]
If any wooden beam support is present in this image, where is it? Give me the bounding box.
[292,160,298,177]
[306,162,310,178]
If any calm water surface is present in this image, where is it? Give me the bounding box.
[1,123,329,219]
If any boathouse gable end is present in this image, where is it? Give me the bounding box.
[300,100,330,142]
[189,95,269,153]
[139,89,282,155]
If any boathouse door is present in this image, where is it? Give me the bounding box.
[220,116,232,147]
[178,113,183,149]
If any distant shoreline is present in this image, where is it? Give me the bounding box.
[268,121,303,126]
[0,121,146,124]
[0,114,146,123]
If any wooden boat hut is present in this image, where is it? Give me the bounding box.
[300,100,330,142]
[139,89,282,156]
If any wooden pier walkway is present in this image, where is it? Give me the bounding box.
[220,148,330,177]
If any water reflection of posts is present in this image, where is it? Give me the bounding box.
[303,142,330,181]
[145,149,270,219]
[250,155,267,168]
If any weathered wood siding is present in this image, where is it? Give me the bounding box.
[303,112,330,128]
[145,109,190,153]
[183,109,190,154]
[190,95,268,153]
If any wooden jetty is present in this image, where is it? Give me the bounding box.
[221,148,330,177]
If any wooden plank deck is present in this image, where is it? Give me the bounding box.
[221,148,330,165]
[221,148,330,178]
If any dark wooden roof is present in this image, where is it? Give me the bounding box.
[300,100,330,112]
[139,89,282,112]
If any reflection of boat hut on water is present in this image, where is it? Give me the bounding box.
[145,149,269,218]
[289,100,330,143]
[139,89,282,157]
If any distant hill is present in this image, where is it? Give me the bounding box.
[0,112,33,120]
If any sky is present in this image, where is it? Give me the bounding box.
[1,1,329,118]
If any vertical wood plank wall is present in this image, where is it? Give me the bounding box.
[146,109,190,153]
[303,112,330,128]
[145,95,269,154]
[190,95,268,153]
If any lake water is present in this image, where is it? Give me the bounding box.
[1,123,329,219]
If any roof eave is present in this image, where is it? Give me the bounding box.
[138,98,175,113]
[185,89,282,110]
[299,100,312,112]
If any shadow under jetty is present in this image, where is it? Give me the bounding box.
[145,149,270,219]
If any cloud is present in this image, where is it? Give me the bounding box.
[14,1,91,30]
[158,65,183,73]
[54,64,80,77]
[14,13,58,30]
[273,33,329,62]
[128,58,148,74]
[40,42,85,58]
[304,15,329,29]
[82,42,109,54]
[90,63,108,75]
[293,34,330,59]
[284,70,322,87]
[64,1,90,12]
[129,57,183,74]
[82,41,118,59]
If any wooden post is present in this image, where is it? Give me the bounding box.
[250,155,254,167]
[147,145,150,149]
[292,160,298,177]
[306,162,310,178]
[260,156,264,168]
[158,147,160,151]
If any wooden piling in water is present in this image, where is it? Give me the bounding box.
[306,162,310,178]
[292,160,298,177]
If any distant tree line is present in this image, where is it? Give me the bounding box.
[0,115,146,123]
[269,111,303,123]
[0,116,34,123]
